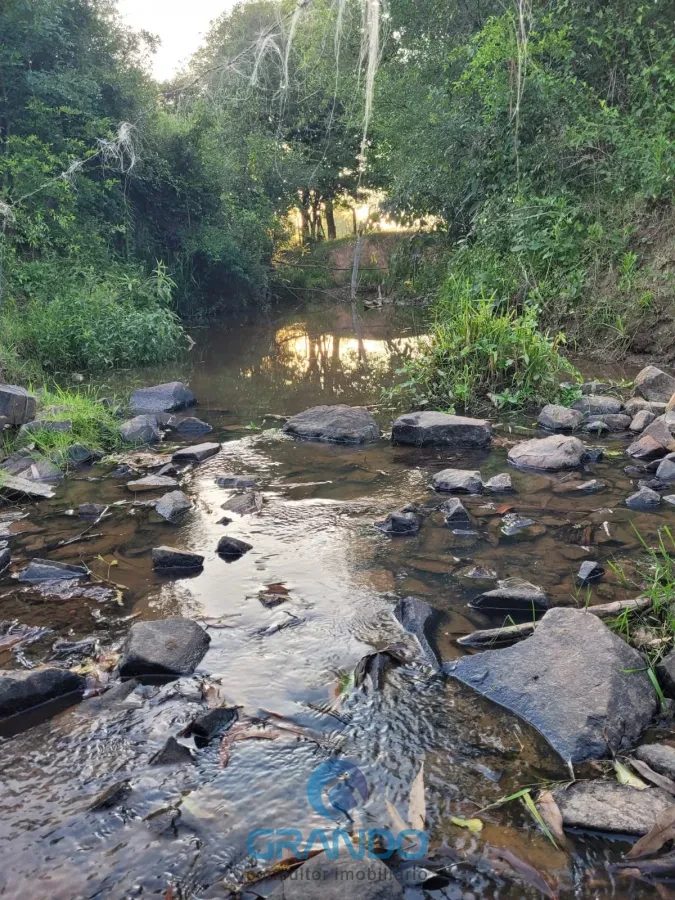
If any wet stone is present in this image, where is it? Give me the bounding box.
[664,495,675,508]
[221,491,263,516]
[0,667,84,718]
[393,595,440,671]
[130,381,196,414]
[627,434,669,460]
[553,781,672,835]
[18,559,88,583]
[483,473,513,492]
[431,468,482,494]
[631,409,657,433]
[641,417,675,452]
[375,509,420,535]
[79,503,107,519]
[656,456,675,482]
[190,706,238,742]
[447,607,657,763]
[150,736,194,766]
[441,498,471,526]
[578,560,604,584]
[635,743,675,780]
[537,404,585,431]
[0,474,55,501]
[500,514,536,537]
[155,490,191,522]
[216,535,252,558]
[572,394,624,415]
[172,442,221,463]
[625,487,661,510]
[583,420,608,436]
[0,545,10,573]
[151,546,204,571]
[215,475,259,489]
[553,479,606,495]
[283,404,379,443]
[170,416,212,436]
[508,434,585,471]
[470,578,549,613]
[458,565,498,580]
[119,415,161,444]
[391,411,492,448]
[635,365,675,403]
[127,474,179,492]
[119,617,210,678]
[626,397,668,417]
[586,413,632,432]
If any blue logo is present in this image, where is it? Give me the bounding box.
[306,760,369,818]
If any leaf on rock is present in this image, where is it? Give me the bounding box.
[627,804,675,859]
[614,760,648,790]
[630,758,675,796]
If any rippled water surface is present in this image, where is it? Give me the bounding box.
[0,306,669,898]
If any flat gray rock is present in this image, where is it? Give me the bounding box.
[537,404,584,431]
[431,468,482,493]
[155,490,191,522]
[572,394,623,415]
[215,475,258,489]
[470,578,549,613]
[119,617,210,678]
[283,405,379,443]
[0,667,84,718]
[127,474,179,492]
[625,486,661,510]
[120,415,161,444]
[130,382,195,414]
[445,607,657,762]
[18,559,88,583]
[267,851,402,899]
[578,560,604,583]
[553,781,672,835]
[375,509,420,535]
[630,410,656,433]
[221,491,263,516]
[635,365,675,403]
[0,473,55,501]
[508,435,585,471]
[0,385,37,425]
[151,546,204,571]
[172,442,221,462]
[392,411,491,448]
[20,418,72,435]
[484,473,513,492]
[171,416,212,436]
[635,743,675,779]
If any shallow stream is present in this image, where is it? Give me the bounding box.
[0,305,671,898]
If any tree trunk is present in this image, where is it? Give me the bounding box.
[351,207,357,236]
[324,199,337,240]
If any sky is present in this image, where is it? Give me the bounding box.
[117,0,234,81]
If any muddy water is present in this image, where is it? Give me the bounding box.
[0,306,669,898]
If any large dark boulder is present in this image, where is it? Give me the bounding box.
[445,607,657,763]
[470,578,549,613]
[283,405,379,443]
[0,385,37,426]
[119,617,211,678]
[268,852,402,899]
[635,365,675,403]
[0,667,84,718]
[216,535,252,558]
[508,435,585,471]
[151,546,204,571]
[130,382,195,414]
[155,491,191,522]
[375,508,420,535]
[391,411,491,448]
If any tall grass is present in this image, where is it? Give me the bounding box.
[389,276,579,411]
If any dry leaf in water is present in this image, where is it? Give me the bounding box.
[408,762,426,831]
[627,804,675,859]
[536,790,566,847]
[451,816,483,833]
[487,847,558,900]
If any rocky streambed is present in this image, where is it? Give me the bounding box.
[4,313,675,897]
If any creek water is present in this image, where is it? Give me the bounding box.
[0,304,670,898]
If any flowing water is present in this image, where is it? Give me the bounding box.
[0,305,670,898]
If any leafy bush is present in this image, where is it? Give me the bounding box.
[390,276,579,411]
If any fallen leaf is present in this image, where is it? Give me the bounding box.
[451,816,483,833]
[487,847,558,899]
[614,759,648,790]
[408,762,426,831]
[616,854,675,876]
[536,790,566,847]
[386,798,409,836]
[630,758,675,795]
[265,583,290,595]
[495,504,515,515]
[627,804,675,859]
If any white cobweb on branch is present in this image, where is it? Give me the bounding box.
[97,122,137,173]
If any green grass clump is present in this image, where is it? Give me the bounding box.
[6,386,123,469]
[388,275,579,412]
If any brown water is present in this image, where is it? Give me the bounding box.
[0,305,670,898]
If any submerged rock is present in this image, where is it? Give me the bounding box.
[446,607,658,763]
[268,851,403,899]
[190,706,238,742]
[508,435,585,471]
[635,365,675,403]
[0,667,84,718]
[572,394,623,415]
[375,509,420,535]
[119,617,211,678]
[636,743,675,780]
[78,503,107,519]
[170,416,212,436]
[215,475,259,489]
[155,490,191,522]
[470,578,549,613]
[283,404,379,443]
[537,404,584,431]
[483,473,513,492]
[441,498,472,526]
[553,478,606,495]
[0,385,37,426]
[625,487,661,510]
[391,411,492,448]
[553,781,672,835]
[221,491,263,516]
[500,514,536,537]
[127,474,179,492]
[130,382,195,415]
[119,415,161,444]
[578,560,604,584]
[630,409,657,433]
[0,473,55,501]
[393,595,440,670]
[18,559,88,584]
[151,546,204,571]
[431,468,482,494]
[216,535,252,558]
[172,442,221,463]
[150,736,194,766]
